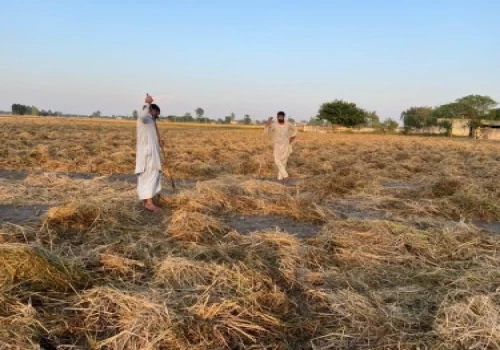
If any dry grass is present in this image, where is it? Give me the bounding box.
[2,117,500,349]
[0,243,89,292]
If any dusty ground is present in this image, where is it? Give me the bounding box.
[1,116,500,349]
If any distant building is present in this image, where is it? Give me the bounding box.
[438,118,500,139]
[479,120,500,140]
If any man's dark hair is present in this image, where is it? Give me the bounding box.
[150,104,160,114]
[277,111,285,117]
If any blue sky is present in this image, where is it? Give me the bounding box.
[1,0,499,120]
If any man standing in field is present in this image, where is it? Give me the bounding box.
[264,111,297,184]
[135,94,163,212]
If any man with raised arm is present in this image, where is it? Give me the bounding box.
[264,111,297,184]
[135,94,163,211]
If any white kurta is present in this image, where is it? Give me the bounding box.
[135,103,162,200]
[264,121,297,180]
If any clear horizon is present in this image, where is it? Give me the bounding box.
[1,0,499,121]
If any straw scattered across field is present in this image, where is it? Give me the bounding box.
[1,116,500,349]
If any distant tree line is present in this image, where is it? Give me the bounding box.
[400,95,499,131]
[310,100,399,131]
[12,103,66,117]
[141,108,266,125]
[309,94,498,133]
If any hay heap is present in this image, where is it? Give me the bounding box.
[164,176,329,223]
[70,287,184,350]
[44,201,103,233]
[167,210,230,243]
[43,199,139,236]
[0,243,89,291]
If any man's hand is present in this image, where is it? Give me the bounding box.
[145,93,154,104]
[289,136,296,144]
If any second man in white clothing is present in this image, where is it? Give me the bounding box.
[264,111,297,184]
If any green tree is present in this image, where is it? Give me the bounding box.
[455,95,497,116]
[400,107,435,129]
[195,107,204,122]
[486,108,500,120]
[382,118,398,131]
[317,100,367,127]
[243,114,252,125]
[433,102,477,120]
[12,104,30,115]
[31,105,39,116]
[288,117,296,124]
[230,112,236,122]
[132,110,138,119]
[91,110,101,118]
[433,101,485,130]
[365,111,380,128]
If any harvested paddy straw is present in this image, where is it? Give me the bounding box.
[0,294,38,350]
[70,287,184,350]
[0,243,88,291]
[43,199,139,235]
[167,210,230,243]
[3,117,500,349]
[435,292,500,349]
[164,176,329,223]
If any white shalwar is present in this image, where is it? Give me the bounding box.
[135,103,162,200]
[264,121,297,180]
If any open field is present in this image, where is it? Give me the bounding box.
[1,116,500,349]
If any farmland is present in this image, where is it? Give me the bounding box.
[1,116,500,349]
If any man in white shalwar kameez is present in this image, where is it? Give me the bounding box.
[135,94,163,212]
[264,111,297,184]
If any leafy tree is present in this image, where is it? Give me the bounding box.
[317,100,367,127]
[455,94,497,116]
[12,104,31,115]
[486,108,500,120]
[195,107,204,121]
[243,114,252,125]
[224,116,232,124]
[183,112,193,122]
[382,118,399,131]
[400,107,435,129]
[433,102,477,120]
[365,111,380,128]
[288,117,296,124]
[132,110,138,119]
[91,110,101,118]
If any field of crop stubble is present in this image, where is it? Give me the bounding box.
[1,116,500,350]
